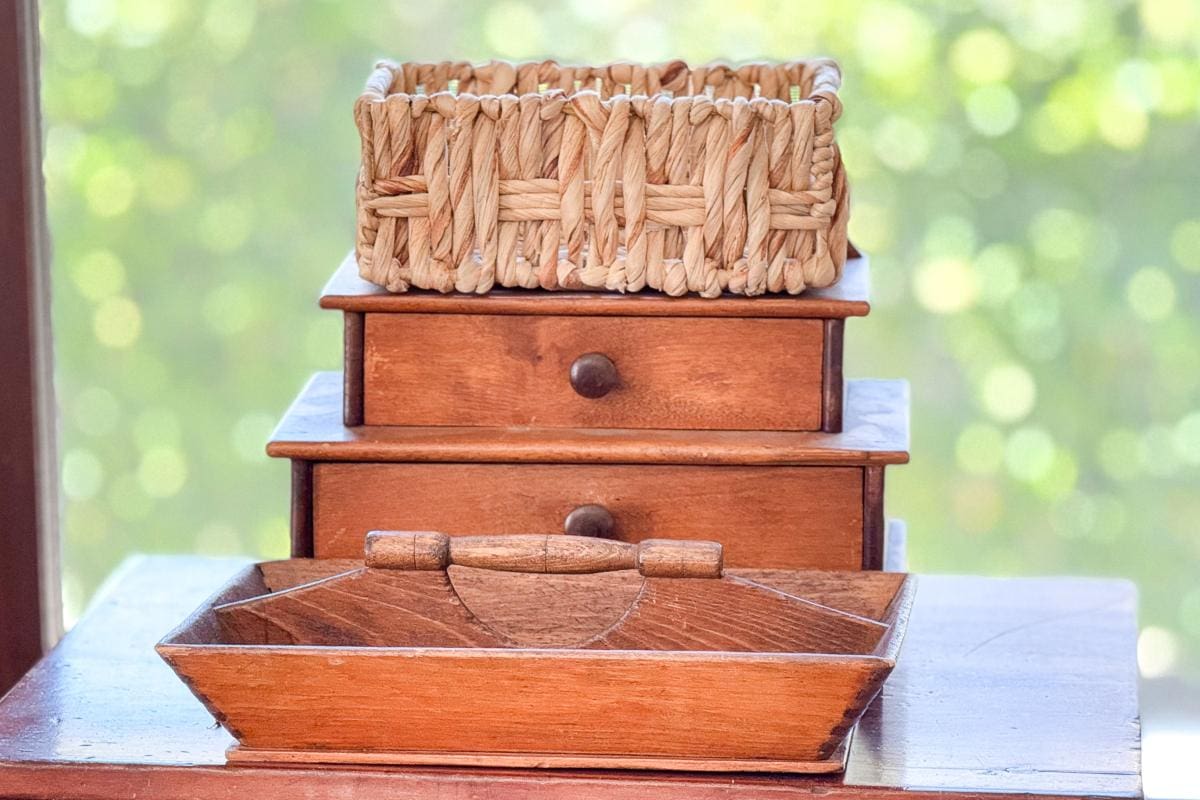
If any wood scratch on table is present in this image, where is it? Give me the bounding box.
[962,598,1126,657]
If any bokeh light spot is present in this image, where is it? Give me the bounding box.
[62,448,104,501]
[1169,219,1200,272]
[112,0,178,47]
[913,257,978,314]
[974,244,1024,306]
[204,0,257,59]
[137,446,188,499]
[1096,91,1148,150]
[981,363,1036,422]
[66,0,116,37]
[85,164,136,217]
[950,29,1015,85]
[846,201,894,253]
[873,116,931,172]
[1004,427,1056,482]
[965,84,1021,137]
[1114,60,1164,112]
[71,250,126,302]
[1139,626,1181,678]
[1126,267,1176,321]
[484,2,546,58]
[855,1,933,82]
[1173,412,1200,465]
[1032,450,1079,500]
[1138,0,1199,44]
[92,296,142,348]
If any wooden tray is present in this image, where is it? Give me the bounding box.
[157,533,915,773]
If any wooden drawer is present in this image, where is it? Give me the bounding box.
[309,462,868,569]
[322,251,872,433]
[269,372,908,571]
[362,313,828,431]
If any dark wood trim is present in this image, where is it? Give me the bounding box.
[821,319,844,433]
[289,461,314,558]
[862,467,885,570]
[0,0,58,695]
[342,312,364,427]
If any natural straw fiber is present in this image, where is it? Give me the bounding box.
[355,60,848,298]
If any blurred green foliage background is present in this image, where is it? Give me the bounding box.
[41,0,1198,690]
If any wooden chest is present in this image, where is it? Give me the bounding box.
[267,372,908,570]
[270,247,906,571]
[321,251,872,432]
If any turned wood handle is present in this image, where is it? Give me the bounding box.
[364,532,722,578]
[563,504,615,538]
[569,353,619,399]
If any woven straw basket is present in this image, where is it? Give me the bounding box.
[354,59,848,298]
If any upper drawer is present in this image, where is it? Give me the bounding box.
[323,251,870,432]
[362,313,828,431]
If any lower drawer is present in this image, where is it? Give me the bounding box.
[305,462,876,570]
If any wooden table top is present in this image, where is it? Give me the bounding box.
[0,556,1141,800]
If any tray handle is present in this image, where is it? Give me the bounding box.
[364,531,723,578]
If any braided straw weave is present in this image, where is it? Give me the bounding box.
[355,59,848,298]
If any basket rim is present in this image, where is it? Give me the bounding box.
[359,57,842,110]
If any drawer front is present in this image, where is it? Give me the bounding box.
[361,313,826,431]
[311,463,864,569]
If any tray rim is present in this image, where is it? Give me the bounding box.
[156,562,916,664]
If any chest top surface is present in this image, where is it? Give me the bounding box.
[0,556,1141,800]
[320,251,872,318]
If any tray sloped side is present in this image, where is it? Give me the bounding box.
[157,536,913,773]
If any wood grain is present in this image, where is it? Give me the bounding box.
[0,556,1143,799]
[212,554,889,654]
[311,462,864,569]
[729,569,909,623]
[216,570,508,648]
[268,371,911,466]
[258,559,360,591]
[587,576,888,654]
[446,567,643,647]
[322,249,872,318]
[159,645,884,764]
[362,312,826,430]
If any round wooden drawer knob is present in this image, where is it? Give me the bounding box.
[569,353,619,399]
[563,504,615,538]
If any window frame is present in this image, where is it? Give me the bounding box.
[0,0,61,695]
